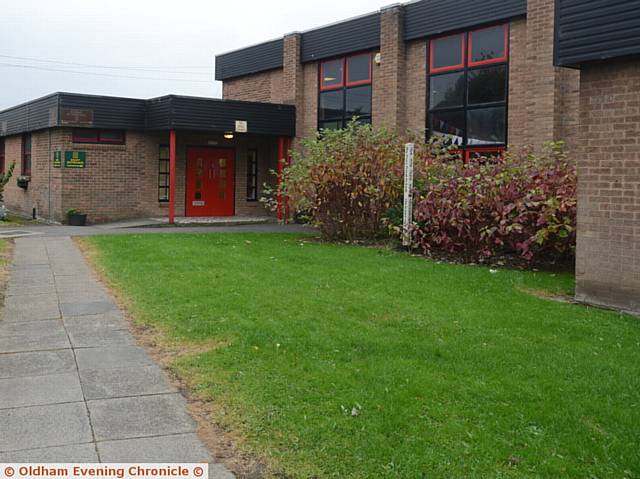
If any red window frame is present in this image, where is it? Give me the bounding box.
[468,24,509,67]
[429,33,465,74]
[464,146,506,163]
[0,138,4,174]
[22,133,32,176]
[320,58,345,91]
[345,52,372,87]
[72,129,125,145]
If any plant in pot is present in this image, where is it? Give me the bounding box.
[67,208,87,226]
[16,175,29,189]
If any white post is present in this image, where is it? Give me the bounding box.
[403,143,415,247]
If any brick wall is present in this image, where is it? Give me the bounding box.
[520,0,580,151]
[575,58,640,312]
[507,18,528,149]
[404,39,427,135]
[222,68,284,103]
[373,4,406,130]
[3,128,275,223]
[59,129,147,223]
[4,129,64,222]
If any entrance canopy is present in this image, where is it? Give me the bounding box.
[0,92,296,138]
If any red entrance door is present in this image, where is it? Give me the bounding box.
[186,148,235,217]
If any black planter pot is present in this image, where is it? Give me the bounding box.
[67,214,87,226]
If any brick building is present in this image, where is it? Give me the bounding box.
[0,93,294,223]
[216,0,580,154]
[555,1,640,313]
[0,0,637,312]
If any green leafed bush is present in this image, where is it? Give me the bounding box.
[263,122,450,241]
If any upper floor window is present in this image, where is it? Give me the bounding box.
[22,133,32,176]
[319,52,372,130]
[428,24,509,156]
[73,128,125,145]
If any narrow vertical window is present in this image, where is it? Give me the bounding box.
[22,133,32,175]
[158,145,169,202]
[0,138,5,174]
[246,149,258,201]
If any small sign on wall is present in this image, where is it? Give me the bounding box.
[60,108,94,127]
[235,120,248,133]
[53,151,62,168]
[64,151,87,168]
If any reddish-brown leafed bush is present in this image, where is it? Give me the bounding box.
[411,143,577,261]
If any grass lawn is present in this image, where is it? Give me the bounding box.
[82,233,640,478]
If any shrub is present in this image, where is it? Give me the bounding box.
[410,143,577,262]
[265,122,450,241]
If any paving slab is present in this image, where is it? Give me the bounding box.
[75,345,154,371]
[0,349,76,379]
[0,402,92,451]
[0,373,84,409]
[80,366,177,400]
[0,443,99,462]
[87,394,196,441]
[5,283,57,297]
[59,291,111,304]
[0,320,70,353]
[96,433,210,462]
[63,311,128,329]
[60,301,117,317]
[67,326,133,348]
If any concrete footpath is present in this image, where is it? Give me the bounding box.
[0,236,234,478]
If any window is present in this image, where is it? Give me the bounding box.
[247,149,258,201]
[158,145,169,202]
[72,129,125,144]
[22,133,32,175]
[428,24,509,156]
[0,138,4,174]
[318,52,372,130]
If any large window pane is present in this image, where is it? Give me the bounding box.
[467,107,506,145]
[318,120,343,131]
[429,110,465,147]
[321,59,343,89]
[345,85,371,119]
[468,65,507,105]
[430,72,465,109]
[98,130,125,144]
[319,90,344,120]
[470,25,507,65]
[346,54,371,84]
[431,34,464,71]
[73,129,98,143]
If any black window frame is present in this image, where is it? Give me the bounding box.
[318,52,373,131]
[158,145,169,203]
[427,23,509,157]
[22,133,32,176]
[246,149,258,201]
[72,128,126,145]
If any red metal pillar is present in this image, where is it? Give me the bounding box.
[284,138,292,223]
[277,137,285,221]
[169,129,177,225]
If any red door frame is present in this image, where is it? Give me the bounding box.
[185,146,236,217]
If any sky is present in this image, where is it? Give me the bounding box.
[0,0,381,110]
